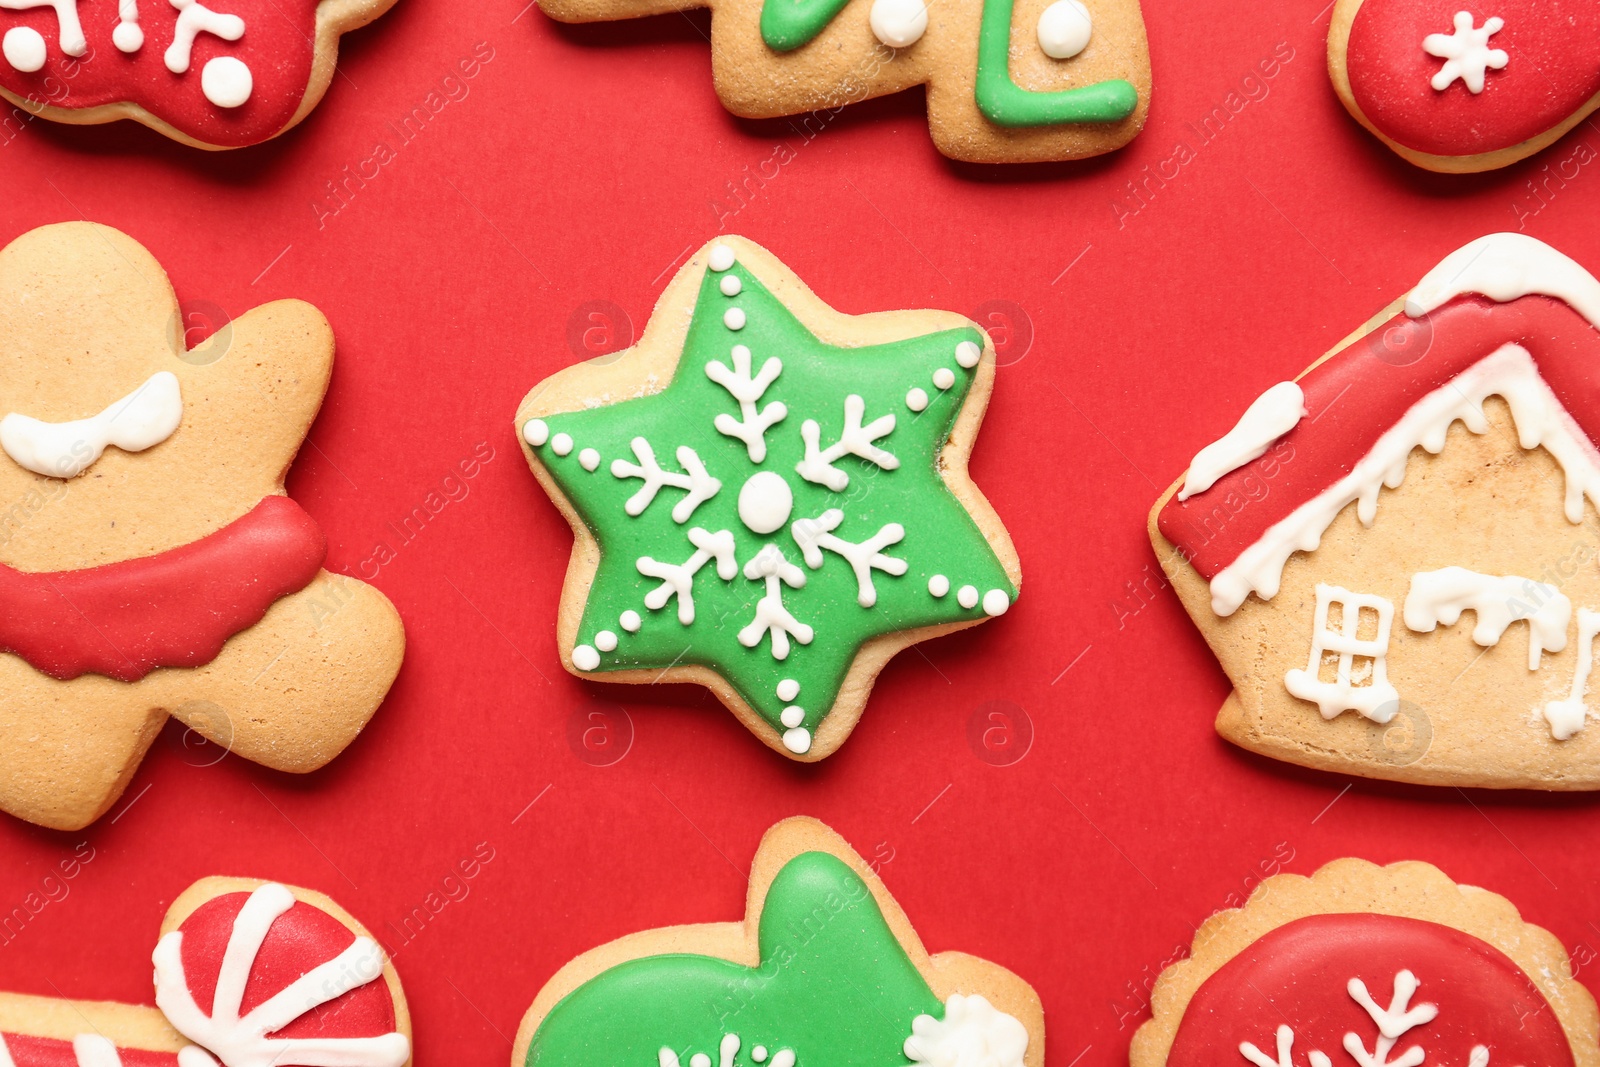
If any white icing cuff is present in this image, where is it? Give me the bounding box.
[905,993,1028,1067]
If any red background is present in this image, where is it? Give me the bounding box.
[2,0,1599,1063]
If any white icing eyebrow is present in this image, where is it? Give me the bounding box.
[0,370,183,478]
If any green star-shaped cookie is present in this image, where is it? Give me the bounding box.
[516,237,1020,759]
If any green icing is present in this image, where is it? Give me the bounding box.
[974,0,1138,127]
[524,851,944,1067]
[760,0,852,51]
[523,249,1015,751]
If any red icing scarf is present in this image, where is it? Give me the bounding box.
[0,496,325,682]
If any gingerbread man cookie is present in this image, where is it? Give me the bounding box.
[0,222,404,831]
[514,817,1042,1067]
[516,237,1020,760]
[1328,0,1600,171]
[1151,232,1600,789]
[0,877,412,1067]
[535,0,1148,162]
[1133,859,1599,1067]
[0,0,395,148]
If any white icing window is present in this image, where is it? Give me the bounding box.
[1284,583,1400,723]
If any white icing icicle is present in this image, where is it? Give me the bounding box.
[1403,567,1570,669]
[1179,381,1304,501]
[905,994,1029,1067]
[1546,608,1600,740]
[1210,345,1600,615]
[0,370,182,479]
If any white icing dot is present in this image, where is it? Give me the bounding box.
[201,56,253,109]
[621,610,642,632]
[753,1049,769,1063]
[906,387,929,412]
[958,584,979,609]
[552,433,574,456]
[572,644,600,670]
[721,275,742,296]
[983,589,1010,616]
[777,678,800,702]
[692,1055,711,1067]
[955,340,982,368]
[579,447,601,471]
[1037,0,1092,59]
[781,705,805,728]
[595,630,618,651]
[709,244,736,272]
[933,367,956,390]
[929,574,950,597]
[724,307,746,331]
[869,0,928,48]
[112,20,144,52]
[737,470,793,534]
[783,727,812,754]
[3,27,46,73]
[523,419,550,447]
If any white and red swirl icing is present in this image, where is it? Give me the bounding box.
[1344,0,1600,157]
[0,0,320,147]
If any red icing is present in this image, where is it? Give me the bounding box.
[1345,0,1600,156]
[0,1034,178,1066]
[0,0,321,147]
[1167,913,1574,1067]
[177,891,397,1042]
[0,495,324,682]
[1158,294,1600,581]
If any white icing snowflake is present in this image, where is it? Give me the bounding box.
[1422,11,1508,94]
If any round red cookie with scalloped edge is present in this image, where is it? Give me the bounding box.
[1328,0,1600,171]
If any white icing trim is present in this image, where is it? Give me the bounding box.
[0,0,86,56]
[738,544,812,659]
[790,508,907,608]
[1405,233,1600,327]
[612,438,721,522]
[152,883,410,1067]
[1403,568,1570,669]
[1546,607,1600,740]
[905,993,1029,1067]
[1036,0,1091,59]
[796,394,898,491]
[706,345,786,463]
[1240,1024,1332,1067]
[200,54,251,107]
[1210,345,1600,615]
[0,370,182,479]
[1179,382,1303,501]
[869,0,927,49]
[163,0,242,75]
[2,26,45,70]
[637,527,738,625]
[1284,584,1400,723]
[1421,12,1506,94]
[1344,971,1435,1067]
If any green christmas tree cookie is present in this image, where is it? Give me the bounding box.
[515,237,1021,759]
[512,817,1043,1067]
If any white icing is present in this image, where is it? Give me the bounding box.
[724,308,746,331]
[1546,608,1600,740]
[737,469,793,534]
[0,0,85,56]
[905,994,1029,1067]
[982,589,1009,616]
[777,679,799,700]
[572,644,600,670]
[707,344,786,462]
[73,1035,124,1067]
[692,1055,710,1067]
[780,705,804,727]
[782,726,811,753]
[932,367,956,391]
[955,341,981,368]
[620,609,642,632]
[708,244,736,272]
[2,25,44,70]
[1,370,182,479]
[638,527,738,625]
[164,0,242,75]
[869,0,927,49]
[1406,233,1600,327]
[1240,1024,1332,1067]
[1284,584,1400,723]
[907,387,929,412]
[153,883,410,1067]
[579,447,601,472]
[201,54,251,107]
[524,419,550,446]
[595,630,618,652]
[738,544,812,660]
[1403,567,1570,669]
[1209,345,1600,615]
[791,508,907,607]
[752,1049,769,1063]
[113,0,142,50]
[929,574,949,597]
[1036,0,1091,59]
[957,585,979,609]
[552,432,574,456]
[612,438,721,522]
[797,394,898,491]
[1422,11,1506,94]
[1180,381,1304,502]
[720,275,742,297]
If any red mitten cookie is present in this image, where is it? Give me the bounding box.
[1329,0,1600,171]
[0,0,394,148]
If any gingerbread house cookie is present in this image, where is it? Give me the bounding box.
[1133,859,1599,1067]
[1152,232,1600,789]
